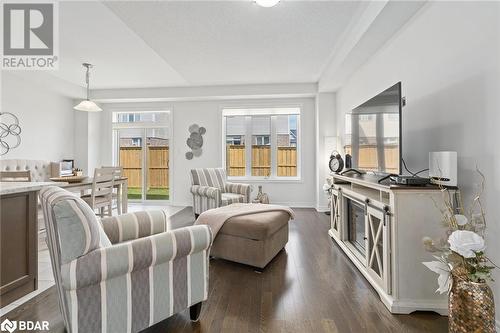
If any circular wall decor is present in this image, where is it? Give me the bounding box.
[0,112,22,156]
[186,124,206,160]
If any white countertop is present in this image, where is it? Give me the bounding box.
[0,182,60,196]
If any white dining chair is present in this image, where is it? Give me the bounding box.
[81,168,115,217]
[101,166,124,214]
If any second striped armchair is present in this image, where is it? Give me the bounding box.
[190,168,252,216]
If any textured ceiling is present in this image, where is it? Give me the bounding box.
[40,1,423,91]
[104,1,362,86]
[48,1,364,89]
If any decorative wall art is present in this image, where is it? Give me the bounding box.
[0,112,22,156]
[185,124,206,160]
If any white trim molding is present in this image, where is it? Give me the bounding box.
[316,205,329,212]
[93,83,318,103]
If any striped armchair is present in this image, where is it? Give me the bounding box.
[40,186,212,333]
[190,168,252,216]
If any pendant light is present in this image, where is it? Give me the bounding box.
[74,63,102,112]
[255,0,280,7]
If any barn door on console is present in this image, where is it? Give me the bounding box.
[365,206,391,293]
[330,189,341,238]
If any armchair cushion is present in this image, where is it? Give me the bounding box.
[60,225,212,290]
[42,186,108,264]
[100,210,169,244]
[221,193,245,205]
[225,182,252,203]
[225,182,251,196]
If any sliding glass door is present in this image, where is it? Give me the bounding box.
[112,111,170,201]
[118,128,144,199]
[145,128,169,200]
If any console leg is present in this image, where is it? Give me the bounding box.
[190,302,202,322]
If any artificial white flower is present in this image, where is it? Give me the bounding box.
[322,183,331,193]
[448,230,485,258]
[423,260,451,294]
[454,214,468,226]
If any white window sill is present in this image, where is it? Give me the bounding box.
[227,177,302,184]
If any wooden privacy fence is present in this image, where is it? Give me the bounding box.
[227,145,297,177]
[344,145,399,173]
[119,147,169,188]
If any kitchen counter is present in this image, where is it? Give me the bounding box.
[0,181,62,307]
[0,181,64,195]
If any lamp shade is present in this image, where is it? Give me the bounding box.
[73,100,103,112]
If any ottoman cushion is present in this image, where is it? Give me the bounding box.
[218,211,289,240]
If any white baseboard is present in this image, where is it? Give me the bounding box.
[271,202,315,208]
[391,299,448,316]
[170,201,316,209]
[170,201,191,207]
[496,319,500,332]
[315,205,329,212]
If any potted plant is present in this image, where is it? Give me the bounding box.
[422,169,497,333]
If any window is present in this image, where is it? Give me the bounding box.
[223,107,300,179]
[226,135,243,145]
[251,116,271,176]
[114,112,168,124]
[225,116,246,176]
[253,135,270,145]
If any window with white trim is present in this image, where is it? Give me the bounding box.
[223,107,300,180]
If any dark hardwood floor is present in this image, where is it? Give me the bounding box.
[1,208,447,332]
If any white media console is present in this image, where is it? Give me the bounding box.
[327,172,449,315]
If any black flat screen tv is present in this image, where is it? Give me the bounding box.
[345,82,402,175]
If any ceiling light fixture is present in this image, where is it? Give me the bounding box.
[255,0,280,8]
[73,63,102,112]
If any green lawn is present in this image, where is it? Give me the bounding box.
[128,187,169,200]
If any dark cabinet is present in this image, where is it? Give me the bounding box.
[0,191,38,307]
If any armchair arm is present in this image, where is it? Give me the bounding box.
[100,210,169,244]
[190,185,221,200]
[61,225,212,290]
[225,182,252,202]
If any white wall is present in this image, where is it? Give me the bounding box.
[73,110,89,174]
[97,97,316,207]
[331,2,500,322]
[73,110,103,176]
[315,92,336,211]
[1,72,75,162]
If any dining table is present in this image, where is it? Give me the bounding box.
[50,176,129,214]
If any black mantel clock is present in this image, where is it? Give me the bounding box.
[329,151,344,173]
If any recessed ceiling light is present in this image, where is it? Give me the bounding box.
[255,0,280,8]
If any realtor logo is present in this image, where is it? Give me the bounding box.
[1,2,59,69]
